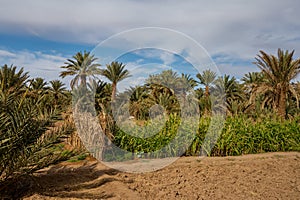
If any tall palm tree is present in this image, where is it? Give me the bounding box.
[196,70,217,115]
[101,61,130,101]
[60,51,102,89]
[196,69,217,97]
[253,49,300,118]
[295,82,300,95]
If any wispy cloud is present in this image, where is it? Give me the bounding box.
[0,0,299,81]
[132,49,177,66]
[0,50,16,57]
[0,49,70,84]
[117,61,170,92]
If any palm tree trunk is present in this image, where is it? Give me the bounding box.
[81,75,87,88]
[111,82,117,102]
[205,85,209,97]
[278,87,287,119]
[204,85,210,116]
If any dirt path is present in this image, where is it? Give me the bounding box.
[15,152,300,199]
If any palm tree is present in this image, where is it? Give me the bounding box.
[125,86,150,120]
[253,49,300,118]
[180,73,198,103]
[181,73,198,89]
[0,64,29,96]
[0,85,74,184]
[147,69,181,93]
[48,80,68,106]
[290,82,300,111]
[30,77,48,90]
[214,75,245,115]
[152,92,180,115]
[196,70,217,115]
[196,69,217,97]
[101,61,130,101]
[241,72,264,95]
[60,51,101,89]
[29,77,49,98]
[126,86,149,103]
[89,80,112,113]
[242,72,264,85]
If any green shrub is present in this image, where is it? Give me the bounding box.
[106,114,300,159]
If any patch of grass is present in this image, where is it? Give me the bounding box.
[67,153,88,162]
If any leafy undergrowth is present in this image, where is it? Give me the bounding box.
[105,115,300,160]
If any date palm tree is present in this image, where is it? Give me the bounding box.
[180,73,197,104]
[48,80,68,106]
[101,61,130,101]
[253,49,300,118]
[0,66,74,186]
[241,72,265,114]
[0,64,29,96]
[242,72,264,96]
[29,77,49,98]
[89,80,112,113]
[181,73,197,89]
[60,51,101,89]
[30,77,48,90]
[124,86,150,120]
[196,69,217,97]
[147,69,180,89]
[196,70,217,115]
[214,75,245,115]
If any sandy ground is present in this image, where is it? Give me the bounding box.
[2,152,300,199]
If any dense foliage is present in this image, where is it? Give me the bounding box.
[0,48,300,183]
[103,115,300,161]
[0,65,74,183]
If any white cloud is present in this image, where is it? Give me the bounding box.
[0,49,71,85]
[132,49,176,66]
[117,61,170,92]
[0,50,16,57]
[159,52,176,66]
[1,0,300,80]
[1,1,299,47]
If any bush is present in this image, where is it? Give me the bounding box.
[104,115,300,159]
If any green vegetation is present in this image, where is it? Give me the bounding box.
[0,48,300,183]
[103,115,300,160]
[0,65,75,183]
[67,153,88,162]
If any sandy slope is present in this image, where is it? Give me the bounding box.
[7,152,300,199]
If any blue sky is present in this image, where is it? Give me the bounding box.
[0,0,300,88]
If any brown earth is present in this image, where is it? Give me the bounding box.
[3,152,300,199]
